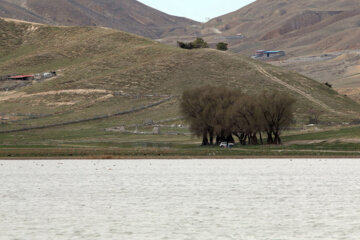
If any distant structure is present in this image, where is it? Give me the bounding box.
[214,33,245,40]
[225,33,245,40]
[7,71,56,81]
[34,71,57,80]
[253,50,285,60]
[7,75,34,81]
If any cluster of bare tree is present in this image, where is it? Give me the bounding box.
[180,86,296,146]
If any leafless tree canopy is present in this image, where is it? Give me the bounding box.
[180,86,296,146]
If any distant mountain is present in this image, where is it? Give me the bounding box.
[203,0,360,55]
[0,0,198,38]
[170,0,360,92]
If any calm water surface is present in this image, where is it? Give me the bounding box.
[1,159,360,240]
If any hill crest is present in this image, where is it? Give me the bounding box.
[0,0,198,38]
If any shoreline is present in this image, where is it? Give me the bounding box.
[1,155,360,160]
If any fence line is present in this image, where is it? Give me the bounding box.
[0,97,174,134]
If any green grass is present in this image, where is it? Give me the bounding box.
[284,126,360,141]
[0,112,359,158]
[0,144,359,158]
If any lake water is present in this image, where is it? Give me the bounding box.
[1,159,360,240]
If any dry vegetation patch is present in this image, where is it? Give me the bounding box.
[337,88,360,104]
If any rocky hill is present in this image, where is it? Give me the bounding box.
[0,0,198,39]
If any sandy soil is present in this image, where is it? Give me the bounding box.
[0,89,112,102]
[337,87,360,103]
[3,17,44,26]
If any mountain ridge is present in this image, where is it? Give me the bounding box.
[0,0,198,38]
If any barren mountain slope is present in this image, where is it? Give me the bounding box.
[202,0,360,55]
[0,0,198,38]
[175,0,360,96]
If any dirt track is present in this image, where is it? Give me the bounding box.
[253,64,341,115]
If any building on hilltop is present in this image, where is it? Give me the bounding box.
[7,75,34,81]
[253,50,285,60]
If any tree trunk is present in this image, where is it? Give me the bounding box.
[234,133,242,144]
[209,130,214,145]
[216,136,220,145]
[266,131,274,144]
[251,133,258,145]
[240,133,246,145]
[274,131,282,145]
[202,130,209,146]
[259,131,263,145]
[226,135,234,144]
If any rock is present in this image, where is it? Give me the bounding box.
[152,127,160,135]
[144,119,153,125]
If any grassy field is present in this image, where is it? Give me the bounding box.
[0,112,359,158]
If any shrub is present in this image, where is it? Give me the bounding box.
[216,42,228,51]
[192,38,209,48]
[325,82,332,88]
[177,38,209,50]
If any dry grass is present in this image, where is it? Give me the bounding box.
[337,88,360,103]
[0,19,359,143]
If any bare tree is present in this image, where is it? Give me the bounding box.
[229,95,264,145]
[307,107,323,124]
[180,87,211,145]
[260,91,296,144]
[180,87,296,146]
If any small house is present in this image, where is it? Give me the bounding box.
[8,75,34,81]
[254,50,285,59]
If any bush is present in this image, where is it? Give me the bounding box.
[216,42,228,51]
[192,38,209,48]
[177,41,194,49]
[177,38,208,50]
[325,82,332,88]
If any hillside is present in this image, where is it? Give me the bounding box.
[0,0,198,39]
[3,0,360,93]
[0,18,359,148]
[159,0,360,92]
[203,0,360,55]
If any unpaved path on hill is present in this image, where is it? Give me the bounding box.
[253,64,341,115]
